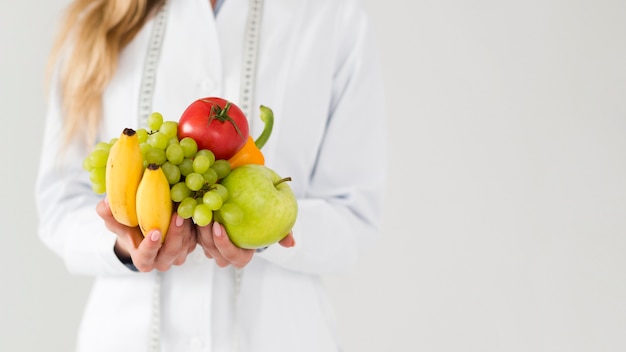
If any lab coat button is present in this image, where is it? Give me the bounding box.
[189,337,204,350]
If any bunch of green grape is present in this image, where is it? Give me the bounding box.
[83,141,115,195]
[83,112,234,226]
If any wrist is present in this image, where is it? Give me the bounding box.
[114,241,138,272]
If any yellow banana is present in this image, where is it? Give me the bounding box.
[136,164,173,242]
[105,128,143,227]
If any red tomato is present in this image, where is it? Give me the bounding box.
[177,97,249,160]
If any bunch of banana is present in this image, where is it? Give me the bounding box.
[105,128,173,242]
[136,164,172,242]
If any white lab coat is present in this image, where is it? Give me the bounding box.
[35,0,386,351]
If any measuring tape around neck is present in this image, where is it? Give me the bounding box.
[138,0,169,128]
[239,0,264,122]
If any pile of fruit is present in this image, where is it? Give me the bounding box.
[82,97,298,249]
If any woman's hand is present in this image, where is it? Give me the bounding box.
[196,222,254,268]
[196,222,295,268]
[96,198,197,272]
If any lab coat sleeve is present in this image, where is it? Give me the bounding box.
[35,71,137,277]
[258,2,388,275]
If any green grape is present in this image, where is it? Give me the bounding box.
[179,137,198,158]
[145,147,166,165]
[147,131,169,150]
[92,182,106,194]
[136,128,149,143]
[211,159,231,179]
[140,142,152,157]
[165,143,184,165]
[89,149,109,168]
[201,168,218,185]
[196,149,215,165]
[185,172,204,191]
[94,141,111,152]
[109,137,119,145]
[202,190,223,211]
[168,137,179,146]
[212,184,229,202]
[147,112,164,131]
[159,121,178,139]
[161,161,181,185]
[89,167,106,185]
[192,154,211,174]
[219,203,243,225]
[177,197,197,219]
[83,157,94,171]
[170,182,191,202]
[178,158,194,176]
[193,204,213,226]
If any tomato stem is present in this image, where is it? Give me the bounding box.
[206,100,245,139]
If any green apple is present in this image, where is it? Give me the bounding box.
[216,164,298,249]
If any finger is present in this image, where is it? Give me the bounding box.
[116,227,145,255]
[97,197,143,248]
[173,234,192,266]
[132,229,163,272]
[213,254,231,268]
[206,223,230,267]
[278,232,295,248]
[96,198,125,234]
[154,214,186,269]
[212,222,254,268]
[184,220,197,252]
[197,222,221,260]
[202,247,214,259]
[177,218,197,263]
[172,255,187,266]
[95,198,112,219]
[187,234,198,254]
[171,214,197,267]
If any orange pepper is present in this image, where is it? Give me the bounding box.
[228,136,264,169]
[228,105,274,169]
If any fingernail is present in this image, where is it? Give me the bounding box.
[151,230,161,242]
[213,222,222,237]
[175,214,184,227]
[103,196,109,206]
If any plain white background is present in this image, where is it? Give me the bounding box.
[2,0,625,351]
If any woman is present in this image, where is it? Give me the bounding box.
[36,0,387,351]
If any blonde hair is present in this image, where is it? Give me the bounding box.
[48,0,164,146]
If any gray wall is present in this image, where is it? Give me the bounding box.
[2,0,625,351]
